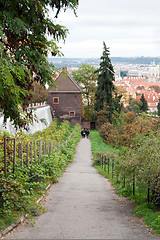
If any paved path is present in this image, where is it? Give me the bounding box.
[4,138,160,239]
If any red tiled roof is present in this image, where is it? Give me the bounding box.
[114,77,160,110]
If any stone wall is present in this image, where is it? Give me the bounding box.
[0,105,53,135]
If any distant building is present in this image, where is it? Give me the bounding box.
[115,77,160,112]
[127,70,140,77]
[47,69,82,125]
[136,90,160,112]
[148,62,160,82]
[139,70,149,78]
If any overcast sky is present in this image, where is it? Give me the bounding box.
[50,0,160,58]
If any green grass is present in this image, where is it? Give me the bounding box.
[133,204,160,235]
[0,212,20,231]
[90,129,160,236]
[90,130,116,157]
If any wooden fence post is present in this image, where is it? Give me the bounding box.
[18,141,23,167]
[45,141,47,155]
[43,141,46,155]
[26,142,29,166]
[50,142,53,155]
[108,158,110,174]
[101,155,103,169]
[34,141,37,164]
[45,141,46,155]
[116,173,119,183]
[112,159,114,179]
[31,141,33,166]
[148,181,150,203]
[13,139,16,174]
[18,141,21,159]
[123,175,126,188]
[39,141,42,164]
[48,142,51,156]
[21,141,23,167]
[47,141,50,155]
[4,137,7,178]
[104,156,106,172]
[133,173,135,196]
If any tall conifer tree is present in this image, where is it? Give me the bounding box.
[140,94,148,112]
[157,98,160,116]
[95,42,115,123]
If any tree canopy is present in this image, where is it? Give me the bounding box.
[72,64,97,120]
[30,82,49,104]
[0,0,78,129]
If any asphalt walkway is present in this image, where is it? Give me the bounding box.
[4,138,160,239]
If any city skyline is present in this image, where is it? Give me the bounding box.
[49,0,160,58]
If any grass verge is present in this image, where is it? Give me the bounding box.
[90,129,160,235]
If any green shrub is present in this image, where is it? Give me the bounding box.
[0,122,81,231]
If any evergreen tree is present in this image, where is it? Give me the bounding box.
[95,42,115,123]
[140,94,148,112]
[157,98,160,116]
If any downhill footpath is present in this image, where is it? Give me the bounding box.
[4,138,160,239]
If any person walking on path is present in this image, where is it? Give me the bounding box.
[81,128,85,138]
[4,138,159,239]
[85,128,90,138]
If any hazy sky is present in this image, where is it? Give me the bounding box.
[50,0,160,58]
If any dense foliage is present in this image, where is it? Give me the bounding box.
[94,110,160,209]
[29,82,49,104]
[72,64,97,121]
[98,111,158,147]
[0,120,81,231]
[90,128,160,235]
[90,104,160,233]
[0,0,78,129]
[124,97,142,114]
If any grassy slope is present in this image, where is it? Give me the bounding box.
[90,130,116,157]
[89,129,160,235]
